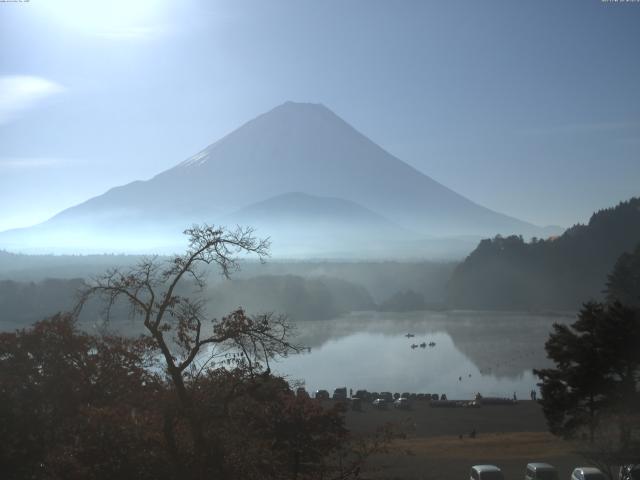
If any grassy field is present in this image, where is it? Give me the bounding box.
[342,400,586,480]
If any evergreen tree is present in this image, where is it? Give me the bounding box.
[535,302,612,442]
[606,243,640,307]
[535,301,640,447]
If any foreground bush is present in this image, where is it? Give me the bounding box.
[0,315,365,480]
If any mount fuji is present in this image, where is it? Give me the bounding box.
[0,102,553,257]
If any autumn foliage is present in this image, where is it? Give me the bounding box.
[0,314,358,480]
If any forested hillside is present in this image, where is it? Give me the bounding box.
[207,275,375,321]
[448,198,640,310]
[0,274,377,331]
[0,279,85,330]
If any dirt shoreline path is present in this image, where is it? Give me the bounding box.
[343,400,584,480]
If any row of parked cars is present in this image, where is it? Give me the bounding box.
[305,389,426,410]
[306,388,457,411]
[310,388,447,402]
[471,463,639,480]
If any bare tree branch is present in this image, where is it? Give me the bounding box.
[74,224,294,476]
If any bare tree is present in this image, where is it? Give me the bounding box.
[75,224,299,478]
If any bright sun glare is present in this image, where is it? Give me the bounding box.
[40,0,165,36]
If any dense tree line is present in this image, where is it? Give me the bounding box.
[0,250,141,281]
[235,260,455,304]
[1,271,448,331]
[0,275,375,331]
[0,278,85,329]
[208,275,375,321]
[1,252,456,307]
[448,197,640,310]
[377,289,428,312]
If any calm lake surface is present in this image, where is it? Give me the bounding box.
[272,310,574,400]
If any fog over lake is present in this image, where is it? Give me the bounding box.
[273,310,574,399]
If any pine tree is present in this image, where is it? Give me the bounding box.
[606,243,640,307]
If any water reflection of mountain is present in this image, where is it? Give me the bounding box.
[291,310,575,379]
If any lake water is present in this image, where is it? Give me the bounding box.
[272,310,574,400]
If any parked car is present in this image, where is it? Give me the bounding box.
[394,397,410,409]
[525,463,558,480]
[354,389,370,401]
[470,465,504,480]
[619,465,640,480]
[315,389,330,400]
[333,387,347,401]
[296,387,309,398]
[372,398,388,409]
[379,392,393,402]
[571,467,606,480]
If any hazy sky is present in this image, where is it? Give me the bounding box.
[1,0,639,231]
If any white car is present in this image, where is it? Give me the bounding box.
[571,467,606,480]
[372,398,388,409]
[393,397,410,409]
[470,465,504,480]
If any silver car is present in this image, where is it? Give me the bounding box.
[571,467,606,480]
[470,465,505,480]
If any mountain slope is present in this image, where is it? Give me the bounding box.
[448,197,640,310]
[229,192,398,226]
[0,101,545,254]
[223,192,413,257]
